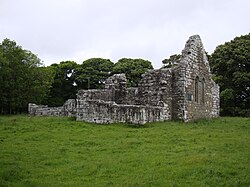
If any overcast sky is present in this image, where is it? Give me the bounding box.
[0,0,249,68]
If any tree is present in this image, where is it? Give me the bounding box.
[0,38,54,114]
[112,58,153,87]
[75,58,114,89]
[210,33,250,116]
[44,61,78,106]
[162,54,182,68]
[0,47,10,113]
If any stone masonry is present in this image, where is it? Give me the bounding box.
[29,35,220,124]
[28,99,76,117]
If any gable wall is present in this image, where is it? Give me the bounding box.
[177,35,219,121]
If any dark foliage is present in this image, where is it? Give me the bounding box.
[210,33,250,116]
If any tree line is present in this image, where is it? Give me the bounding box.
[0,39,153,113]
[0,39,54,114]
[209,33,250,117]
[0,33,249,116]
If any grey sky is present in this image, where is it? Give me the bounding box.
[1,0,249,68]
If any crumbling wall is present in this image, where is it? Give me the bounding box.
[105,74,128,104]
[126,87,138,105]
[137,69,173,106]
[76,74,128,104]
[171,65,186,120]
[28,99,76,117]
[175,35,220,121]
[28,103,65,116]
[211,82,220,117]
[76,100,169,124]
[75,73,172,124]
[28,35,220,124]
[63,99,77,117]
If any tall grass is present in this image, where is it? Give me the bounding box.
[0,116,249,186]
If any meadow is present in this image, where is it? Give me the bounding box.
[0,116,249,186]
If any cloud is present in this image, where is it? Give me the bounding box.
[0,0,249,68]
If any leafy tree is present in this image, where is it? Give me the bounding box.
[112,58,153,87]
[43,61,78,106]
[162,54,182,68]
[0,38,54,114]
[0,48,10,113]
[210,33,250,116]
[75,58,114,89]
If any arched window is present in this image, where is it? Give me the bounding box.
[201,78,205,104]
[195,76,199,102]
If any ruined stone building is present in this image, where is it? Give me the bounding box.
[29,35,220,124]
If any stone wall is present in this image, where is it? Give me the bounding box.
[76,100,169,124]
[172,35,220,121]
[172,64,186,120]
[75,73,172,124]
[211,82,220,117]
[137,69,173,108]
[28,35,220,124]
[28,99,76,117]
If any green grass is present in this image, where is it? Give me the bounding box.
[0,116,249,186]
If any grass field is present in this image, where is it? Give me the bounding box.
[0,116,249,186]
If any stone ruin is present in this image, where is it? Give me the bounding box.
[29,35,220,124]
